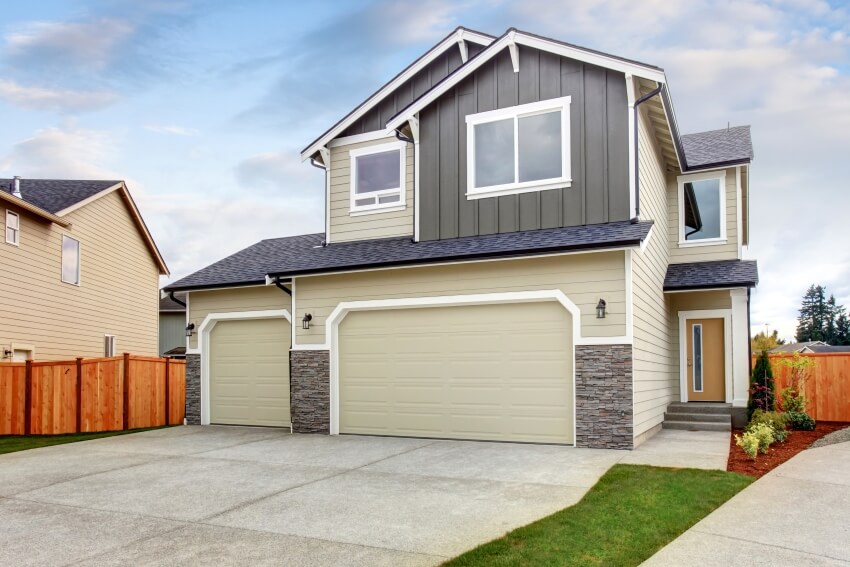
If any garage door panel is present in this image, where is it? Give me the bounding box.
[210,318,290,427]
[339,302,573,444]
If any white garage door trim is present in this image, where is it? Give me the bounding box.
[326,290,579,444]
[198,309,291,426]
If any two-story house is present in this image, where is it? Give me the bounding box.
[1,177,169,361]
[164,27,757,448]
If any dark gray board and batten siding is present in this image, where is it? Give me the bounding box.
[340,43,486,137]
[418,45,630,241]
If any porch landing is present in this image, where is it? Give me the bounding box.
[662,402,732,432]
[620,429,730,470]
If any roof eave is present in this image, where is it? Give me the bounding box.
[683,157,753,172]
[0,190,72,227]
[664,281,758,292]
[163,279,268,293]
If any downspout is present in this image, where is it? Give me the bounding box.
[309,156,328,246]
[168,291,186,308]
[630,86,663,223]
[273,275,292,296]
[747,287,753,374]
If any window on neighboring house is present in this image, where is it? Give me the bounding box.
[104,335,117,357]
[61,235,81,285]
[5,210,19,246]
[466,96,571,199]
[349,141,406,214]
[679,172,726,245]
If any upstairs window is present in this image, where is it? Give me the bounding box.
[62,235,81,285]
[678,172,726,245]
[349,141,406,214]
[5,210,19,246]
[466,96,571,199]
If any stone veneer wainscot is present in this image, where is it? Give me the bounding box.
[185,353,201,425]
[290,350,330,433]
[575,344,633,449]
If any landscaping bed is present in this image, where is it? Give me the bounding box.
[443,464,751,567]
[727,421,848,478]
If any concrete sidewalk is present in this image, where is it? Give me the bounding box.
[643,441,850,566]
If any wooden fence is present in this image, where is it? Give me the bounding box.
[0,354,185,435]
[757,353,850,422]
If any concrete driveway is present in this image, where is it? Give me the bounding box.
[0,426,630,566]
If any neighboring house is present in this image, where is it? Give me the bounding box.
[159,292,187,357]
[164,27,758,448]
[0,177,168,361]
[771,342,850,354]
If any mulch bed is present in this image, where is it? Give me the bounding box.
[727,421,848,478]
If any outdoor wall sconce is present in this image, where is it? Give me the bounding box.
[302,314,313,330]
[2,348,10,358]
[185,323,196,337]
[596,299,607,319]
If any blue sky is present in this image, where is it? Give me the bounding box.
[1,0,849,339]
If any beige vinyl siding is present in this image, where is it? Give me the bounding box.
[186,285,291,350]
[294,251,627,345]
[328,137,414,243]
[631,106,679,441]
[0,191,160,361]
[668,166,740,263]
[159,312,186,355]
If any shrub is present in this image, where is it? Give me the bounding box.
[787,411,816,431]
[777,353,815,413]
[735,431,760,460]
[749,410,790,442]
[780,386,808,414]
[748,422,775,453]
[748,350,775,420]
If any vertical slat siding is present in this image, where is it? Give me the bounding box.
[0,356,185,434]
[761,354,850,422]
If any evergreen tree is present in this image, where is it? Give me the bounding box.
[796,285,827,342]
[826,295,839,344]
[748,350,775,420]
[836,313,850,346]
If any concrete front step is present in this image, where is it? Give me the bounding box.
[663,412,731,424]
[666,402,733,415]
[662,420,731,432]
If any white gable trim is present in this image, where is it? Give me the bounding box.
[386,30,666,132]
[53,182,123,216]
[301,28,493,162]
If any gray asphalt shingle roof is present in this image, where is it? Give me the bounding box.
[664,259,759,291]
[159,293,186,312]
[0,178,119,214]
[681,126,753,169]
[165,221,654,292]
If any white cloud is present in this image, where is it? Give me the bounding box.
[0,125,119,179]
[0,79,118,112]
[5,18,134,70]
[235,151,323,197]
[144,125,200,136]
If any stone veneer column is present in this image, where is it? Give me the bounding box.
[575,344,633,449]
[185,353,201,425]
[290,350,330,433]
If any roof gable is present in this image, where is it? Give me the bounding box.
[301,27,494,161]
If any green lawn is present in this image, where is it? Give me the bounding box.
[0,427,168,455]
[444,464,752,567]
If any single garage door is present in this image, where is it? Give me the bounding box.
[339,301,573,444]
[209,318,291,427]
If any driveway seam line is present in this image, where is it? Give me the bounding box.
[62,524,192,567]
[690,528,850,563]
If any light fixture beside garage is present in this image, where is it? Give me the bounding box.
[302,313,313,329]
[596,299,607,319]
[185,322,195,337]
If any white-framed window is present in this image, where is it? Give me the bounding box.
[692,323,704,392]
[61,235,81,285]
[678,171,727,246]
[5,210,20,246]
[104,335,117,357]
[349,140,407,215]
[466,95,571,200]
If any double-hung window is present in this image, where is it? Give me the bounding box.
[349,140,406,214]
[678,171,726,245]
[61,235,81,285]
[466,95,571,199]
[5,210,19,245]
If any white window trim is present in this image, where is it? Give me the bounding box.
[691,323,704,393]
[5,210,20,246]
[349,140,407,215]
[61,234,81,286]
[677,170,727,247]
[465,95,571,200]
[678,309,733,404]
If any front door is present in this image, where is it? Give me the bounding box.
[686,318,725,401]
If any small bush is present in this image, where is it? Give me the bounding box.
[748,350,775,420]
[735,431,761,460]
[780,386,808,414]
[787,411,816,431]
[749,410,790,442]
[748,422,775,453]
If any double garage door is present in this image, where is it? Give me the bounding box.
[207,302,574,444]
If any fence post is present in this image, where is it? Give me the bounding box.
[24,360,32,435]
[164,357,171,426]
[122,353,130,430]
[76,358,83,432]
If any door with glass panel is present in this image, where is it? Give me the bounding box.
[686,318,725,401]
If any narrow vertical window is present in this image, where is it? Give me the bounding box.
[104,335,116,357]
[693,324,703,392]
[5,210,20,245]
[62,235,81,285]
